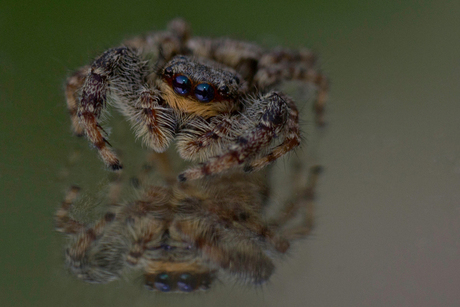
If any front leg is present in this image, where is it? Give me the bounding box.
[77,47,148,170]
[175,115,237,162]
[65,65,90,136]
[125,86,177,153]
[245,93,300,172]
[178,92,299,181]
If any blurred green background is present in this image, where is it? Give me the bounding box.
[1,0,459,306]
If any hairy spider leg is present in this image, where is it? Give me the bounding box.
[68,19,189,172]
[270,165,322,240]
[175,214,276,284]
[255,49,329,126]
[188,39,328,125]
[257,47,317,69]
[55,185,121,282]
[124,207,164,266]
[247,93,300,172]
[65,66,90,136]
[77,46,179,171]
[186,37,263,83]
[175,115,237,161]
[55,171,124,236]
[123,18,189,60]
[178,91,299,181]
[77,47,147,170]
[55,186,85,234]
[171,172,290,282]
[123,86,177,152]
[120,187,172,266]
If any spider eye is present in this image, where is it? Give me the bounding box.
[218,85,230,96]
[173,75,191,95]
[194,83,215,102]
[164,66,174,78]
[200,273,213,290]
[177,273,196,292]
[160,243,175,251]
[154,273,173,292]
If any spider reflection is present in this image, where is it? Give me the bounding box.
[55,153,321,292]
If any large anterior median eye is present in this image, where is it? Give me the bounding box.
[154,273,173,292]
[194,83,215,102]
[173,75,191,95]
[177,273,196,292]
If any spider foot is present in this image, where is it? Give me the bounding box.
[177,173,188,182]
[55,186,85,234]
[177,150,243,181]
[177,164,208,182]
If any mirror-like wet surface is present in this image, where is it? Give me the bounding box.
[2,1,459,306]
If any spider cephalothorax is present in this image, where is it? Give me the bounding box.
[65,19,328,180]
[158,55,246,117]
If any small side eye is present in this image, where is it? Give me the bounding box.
[173,75,192,95]
[194,83,215,102]
[218,85,230,97]
[160,243,175,251]
[177,273,197,292]
[164,66,174,78]
[154,273,173,292]
[200,273,213,290]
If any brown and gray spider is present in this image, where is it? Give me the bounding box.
[55,152,322,292]
[66,18,328,181]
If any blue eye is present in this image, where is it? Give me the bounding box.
[173,75,191,95]
[194,83,215,102]
[177,273,196,292]
[154,273,172,292]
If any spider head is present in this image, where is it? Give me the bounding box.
[158,55,247,118]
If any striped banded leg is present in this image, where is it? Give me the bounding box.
[65,66,90,136]
[178,91,299,181]
[255,47,329,126]
[77,47,148,170]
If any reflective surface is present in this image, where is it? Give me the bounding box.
[55,153,320,292]
[1,1,459,306]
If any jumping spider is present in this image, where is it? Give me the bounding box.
[55,152,322,292]
[65,18,328,181]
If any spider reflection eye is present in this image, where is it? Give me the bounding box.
[177,273,196,292]
[154,273,173,292]
[160,243,174,251]
[194,83,215,102]
[200,273,212,290]
[173,75,191,95]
